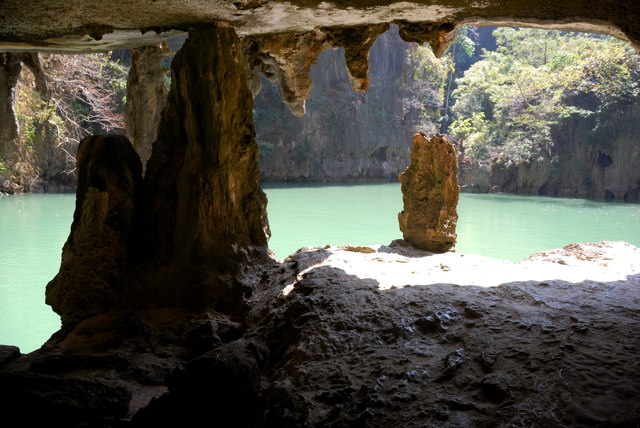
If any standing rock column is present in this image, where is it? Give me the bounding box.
[125,44,168,173]
[398,132,459,253]
[140,24,270,307]
[46,135,142,329]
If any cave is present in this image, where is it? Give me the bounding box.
[1,1,640,426]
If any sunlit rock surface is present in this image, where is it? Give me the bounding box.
[399,132,459,253]
[2,241,639,426]
[125,44,168,173]
[1,1,639,426]
[1,0,639,52]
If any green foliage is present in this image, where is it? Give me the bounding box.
[14,88,64,154]
[449,28,640,167]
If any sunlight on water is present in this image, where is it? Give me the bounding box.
[1,186,639,352]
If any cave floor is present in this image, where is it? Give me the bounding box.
[1,241,639,426]
[252,240,640,426]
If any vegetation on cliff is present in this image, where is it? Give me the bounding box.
[2,26,639,201]
[0,53,128,194]
[450,28,640,168]
[254,25,640,201]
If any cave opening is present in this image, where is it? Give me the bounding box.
[0,2,640,424]
[253,25,640,260]
[1,24,640,353]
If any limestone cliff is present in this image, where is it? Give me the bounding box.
[1,2,640,428]
[460,99,640,202]
[254,25,425,182]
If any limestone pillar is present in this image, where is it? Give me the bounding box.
[139,23,270,307]
[398,132,459,253]
[46,135,142,328]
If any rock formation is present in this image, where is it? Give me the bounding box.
[125,44,168,173]
[399,132,459,252]
[254,25,421,182]
[46,134,142,329]
[459,100,640,202]
[138,24,270,313]
[1,1,640,427]
[0,53,22,147]
[50,23,272,329]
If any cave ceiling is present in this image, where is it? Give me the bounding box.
[1,0,639,53]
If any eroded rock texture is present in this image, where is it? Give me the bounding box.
[398,132,459,252]
[244,23,391,115]
[3,242,640,426]
[255,25,420,182]
[46,135,142,329]
[137,23,270,310]
[125,44,168,173]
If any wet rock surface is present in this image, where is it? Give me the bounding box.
[398,132,459,253]
[2,241,640,426]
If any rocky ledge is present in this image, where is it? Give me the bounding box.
[1,240,639,426]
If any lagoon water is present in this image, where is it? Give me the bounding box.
[2,184,639,352]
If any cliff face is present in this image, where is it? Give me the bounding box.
[460,99,640,202]
[255,25,422,182]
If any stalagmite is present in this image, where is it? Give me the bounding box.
[139,23,270,309]
[46,135,142,329]
[398,131,459,252]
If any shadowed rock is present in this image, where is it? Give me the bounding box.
[46,134,142,329]
[138,23,271,310]
[398,132,459,252]
[0,53,22,146]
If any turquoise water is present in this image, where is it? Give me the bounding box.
[0,194,74,353]
[265,183,640,261]
[1,185,639,352]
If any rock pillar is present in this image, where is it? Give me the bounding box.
[46,24,270,328]
[125,44,167,173]
[46,135,142,329]
[139,24,270,307]
[398,132,459,253]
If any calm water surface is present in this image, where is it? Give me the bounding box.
[1,184,639,352]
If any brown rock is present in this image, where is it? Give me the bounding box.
[243,30,329,116]
[244,24,389,115]
[395,21,458,57]
[46,134,142,329]
[0,53,22,147]
[398,131,459,253]
[139,24,270,308]
[125,44,168,174]
[322,23,390,92]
